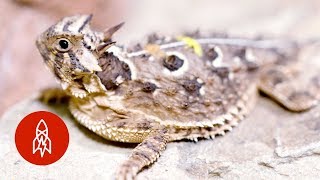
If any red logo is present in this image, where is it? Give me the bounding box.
[15,111,69,165]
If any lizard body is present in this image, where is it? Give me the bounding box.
[36,14,319,179]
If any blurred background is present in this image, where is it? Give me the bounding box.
[1,0,320,115]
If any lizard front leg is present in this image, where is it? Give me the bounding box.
[39,87,70,104]
[39,85,88,104]
[116,131,169,180]
[259,67,318,112]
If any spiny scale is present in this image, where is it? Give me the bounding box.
[36,15,319,179]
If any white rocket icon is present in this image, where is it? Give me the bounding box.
[32,119,52,157]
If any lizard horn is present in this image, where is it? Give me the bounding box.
[97,41,116,55]
[103,22,125,42]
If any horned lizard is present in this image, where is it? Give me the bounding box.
[35,14,320,179]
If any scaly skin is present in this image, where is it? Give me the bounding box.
[36,15,319,180]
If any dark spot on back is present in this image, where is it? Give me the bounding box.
[163,55,184,71]
[96,52,132,90]
[183,79,202,95]
[142,82,158,93]
[205,47,219,60]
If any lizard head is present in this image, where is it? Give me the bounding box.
[36,14,123,83]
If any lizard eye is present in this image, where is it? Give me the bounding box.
[55,38,72,52]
